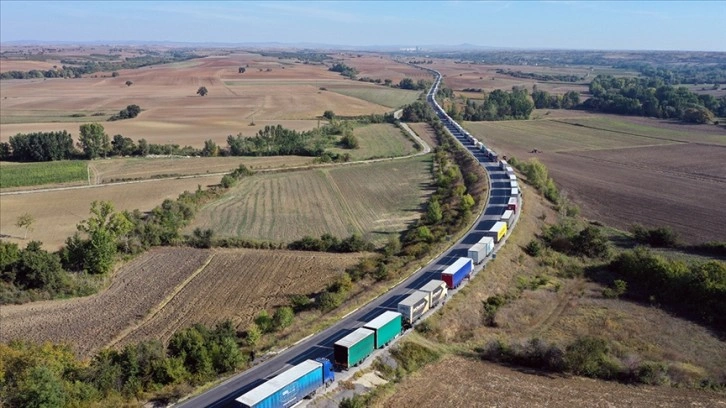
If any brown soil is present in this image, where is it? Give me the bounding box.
[406,123,440,148]
[382,356,726,408]
[0,248,212,357]
[113,249,362,348]
[0,248,362,357]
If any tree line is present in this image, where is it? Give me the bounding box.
[583,74,725,123]
[329,62,358,79]
[496,69,584,83]
[0,51,201,80]
[455,87,535,121]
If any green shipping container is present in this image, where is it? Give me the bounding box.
[363,311,402,349]
[333,327,375,369]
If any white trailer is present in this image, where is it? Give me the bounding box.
[511,187,520,197]
[501,210,514,227]
[468,242,488,264]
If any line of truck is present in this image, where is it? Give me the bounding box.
[231,68,521,408]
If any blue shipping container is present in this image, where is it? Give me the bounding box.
[236,359,334,408]
[441,257,473,289]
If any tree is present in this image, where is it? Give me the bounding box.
[323,110,336,120]
[245,323,262,348]
[201,139,218,157]
[15,365,66,408]
[78,123,110,159]
[238,67,246,74]
[76,201,132,274]
[197,86,208,96]
[111,71,119,77]
[16,213,34,239]
[272,306,294,330]
[426,200,443,224]
[125,80,133,86]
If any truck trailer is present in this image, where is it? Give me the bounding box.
[486,222,508,243]
[398,290,430,325]
[506,166,514,175]
[236,358,334,408]
[419,279,448,307]
[468,236,494,264]
[507,197,518,212]
[499,160,509,170]
[334,328,375,370]
[441,257,474,289]
[363,311,402,349]
[501,210,514,227]
[511,187,520,197]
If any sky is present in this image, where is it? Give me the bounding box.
[1,1,724,51]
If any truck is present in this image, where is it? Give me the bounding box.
[363,311,402,349]
[236,358,334,408]
[511,180,519,189]
[511,187,520,197]
[507,197,518,212]
[486,221,508,243]
[418,280,448,307]
[501,209,514,227]
[499,160,509,170]
[468,237,494,265]
[333,328,375,370]
[508,174,517,182]
[441,257,474,289]
[398,290,430,325]
[506,166,515,175]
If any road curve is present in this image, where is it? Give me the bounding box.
[176,70,517,408]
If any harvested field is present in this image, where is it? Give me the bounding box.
[114,249,363,348]
[0,59,62,73]
[0,175,221,249]
[382,356,725,408]
[325,85,421,108]
[406,123,440,148]
[0,247,362,357]
[339,55,431,83]
[0,53,403,147]
[89,155,313,184]
[464,115,726,244]
[0,248,212,357]
[328,123,419,160]
[188,155,433,244]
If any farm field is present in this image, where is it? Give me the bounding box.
[0,248,212,357]
[0,247,362,357]
[325,85,421,108]
[113,249,363,348]
[188,155,433,244]
[0,160,87,188]
[0,53,409,147]
[382,356,725,408]
[338,54,431,83]
[406,123,440,148]
[464,115,726,244]
[89,155,314,184]
[0,175,221,249]
[328,123,419,160]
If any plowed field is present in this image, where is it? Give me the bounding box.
[382,356,725,408]
[0,248,362,357]
[0,248,212,357]
[113,249,362,348]
[464,115,726,244]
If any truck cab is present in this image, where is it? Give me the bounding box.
[315,358,335,385]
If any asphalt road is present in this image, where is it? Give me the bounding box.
[176,70,516,408]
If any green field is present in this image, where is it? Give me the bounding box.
[188,155,433,244]
[0,160,88,188]
[326,86,421,108]
[328,123,419,160]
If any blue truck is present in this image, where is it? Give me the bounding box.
[236,358,334,408]
[441,257,473,289]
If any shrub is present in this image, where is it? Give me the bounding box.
[564,336,620,379]
[525,239,542,256]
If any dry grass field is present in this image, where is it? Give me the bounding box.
[0,247,362,357]
[372,182,725,407]
[338,54,431,83]
[382,356,725,408]
[0,175,221,249]
[406,123,440,148]
[113,249,362,348]
[0,52,418,147]
[188,155,433,244]
[327,123,419,160]
[89,155,314,184]
[464,114,726,244]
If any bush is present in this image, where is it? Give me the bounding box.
[390,341,440,374]
[525,240,542,256]
[630,224,679,247]
[564,336,620,379]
